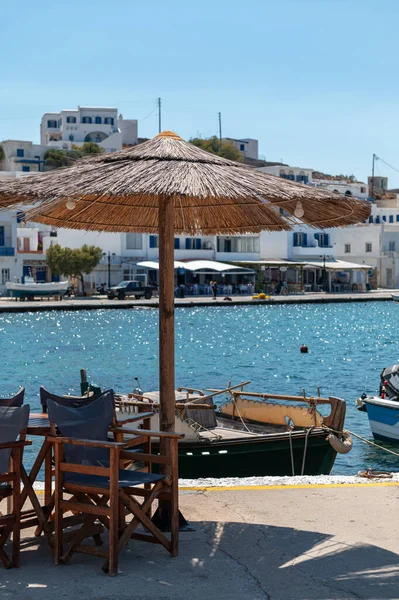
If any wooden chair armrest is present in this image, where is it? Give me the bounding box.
[0,440,32,450]
[49,436,126,449]
[111,427,185,440]
[115,411,154,425]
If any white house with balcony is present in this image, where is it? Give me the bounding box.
[258,164,313,184]
[40,106,138,152]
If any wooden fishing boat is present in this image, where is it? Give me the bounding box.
[115,383,348,478]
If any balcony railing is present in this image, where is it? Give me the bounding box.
[0,247,15,256]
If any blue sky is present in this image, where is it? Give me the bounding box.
[1,0,399,185]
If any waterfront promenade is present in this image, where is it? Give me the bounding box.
[2,481,399,599]
[0,289,398,313]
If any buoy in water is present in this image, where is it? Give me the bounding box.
[300,344,308,353]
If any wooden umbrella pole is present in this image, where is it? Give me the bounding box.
[158,194,175,447]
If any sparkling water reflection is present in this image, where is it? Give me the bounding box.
[1,302,398,475]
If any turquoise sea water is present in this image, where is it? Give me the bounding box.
[1,302,399,475]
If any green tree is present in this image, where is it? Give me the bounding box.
[0,146,4,162]
[190,136,243,162]
[74,142,104,155]
[46,243,103,295]
[44,149,82,169]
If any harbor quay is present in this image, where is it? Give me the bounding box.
[0,288,398,313]
[2,480,399,600]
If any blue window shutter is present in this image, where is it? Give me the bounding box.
[303,233,307,247]
[149,235,155,248]
[196,238,201,250]
[293,233,298,247]
[0,227,4,246]
[324,234,329,247]
[185,238,190,249]
[376,216,380,224]
[390,215,394,223]
[383,216,387,222]
[174,238,180,249]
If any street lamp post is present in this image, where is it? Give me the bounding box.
[103,251,116,289]
[320,254,327,292]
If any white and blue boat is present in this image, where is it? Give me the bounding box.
[357,363,399,443]
[362,396,399,443]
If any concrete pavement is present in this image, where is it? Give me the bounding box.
[2,483,399,599]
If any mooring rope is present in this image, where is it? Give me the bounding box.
[301,427,313,475]
[288,430,295,476]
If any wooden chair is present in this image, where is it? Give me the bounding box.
[0,404,31,568]
[47,390,183,576]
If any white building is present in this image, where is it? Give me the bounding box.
[0,140,47,173]
[258,164,313,184]
[223,138,258,160]
[40,106,138,152]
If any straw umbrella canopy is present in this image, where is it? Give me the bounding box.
[0,131,371,439]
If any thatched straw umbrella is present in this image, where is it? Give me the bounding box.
[0,132,370,444]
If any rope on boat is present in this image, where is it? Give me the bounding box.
[357,469,393,479]
[288,430,295,476]
[301,427,313,475]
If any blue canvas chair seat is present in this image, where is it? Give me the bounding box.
[64,469,164,489]
[47,390,183,576]
[0,404,31,569]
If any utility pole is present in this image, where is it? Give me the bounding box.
[158,97,162,134]
[218,112,222,147]
[370,153,376,202]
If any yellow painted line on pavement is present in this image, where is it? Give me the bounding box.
[181,481,399,492]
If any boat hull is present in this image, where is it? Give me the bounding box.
[364,397,399,443]
[154,430,337,478]
[6,281,69,298]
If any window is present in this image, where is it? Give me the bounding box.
[95,116,102,124]
[239,237,259,253]
[16,148,24,158]
[174,238,180,249]
[293,232,307,247]
[375,216,380,224]
[382,216,387,222]
[104,117,114,125]
[344,244,351,253]
[82,116,92,124]
[365,242,372,253]
[66,116,76,124]
[126,233,143,249]
[240,144,245,151]
[22,166,30,172]
[369,216,374,223]
[390,215,394,223]
[1,269,10,284]
[149,235,159,248]
[185,238,202,250]
[47,120,58,128]
[360,187,366,193]
[314,233,329,247]
[389,241,396,252]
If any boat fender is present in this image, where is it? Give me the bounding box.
[327,430,353,454]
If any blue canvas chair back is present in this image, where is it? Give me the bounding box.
[0,404,30,474]
[47,390,114,468]
[40,386,95,413]
[0,387,25,408]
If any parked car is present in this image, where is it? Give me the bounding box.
[107,280,157,300]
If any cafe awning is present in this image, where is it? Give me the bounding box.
[138,259,255,275]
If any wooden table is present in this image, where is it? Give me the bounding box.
[20,414,53,543]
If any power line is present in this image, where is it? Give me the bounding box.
[376,155,399,175]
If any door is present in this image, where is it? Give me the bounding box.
[386,268,393,288]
